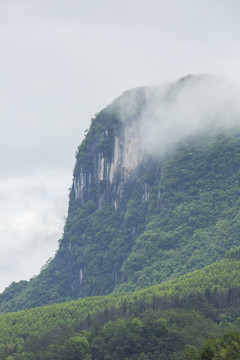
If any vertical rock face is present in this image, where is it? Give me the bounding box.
[72,122,142,209]
[57,87,153,299]
[70,90,146,212]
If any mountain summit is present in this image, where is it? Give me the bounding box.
[1,74,240,312]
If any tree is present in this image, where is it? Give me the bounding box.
[63,336,91,360]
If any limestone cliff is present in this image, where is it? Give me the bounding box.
[57,87,156,298]
[70,87,146,212]
[2,74,240,312]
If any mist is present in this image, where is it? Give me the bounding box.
[126,75,240,157]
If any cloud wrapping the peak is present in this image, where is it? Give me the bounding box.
[136,75,240,155]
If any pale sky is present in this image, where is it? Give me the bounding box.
[1,0,240,292]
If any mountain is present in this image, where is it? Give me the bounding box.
[1,74,240,313]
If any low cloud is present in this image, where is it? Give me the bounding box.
[141,75,240,156]
[119,75,240,157]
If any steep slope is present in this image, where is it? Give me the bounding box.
[1,74,240,312]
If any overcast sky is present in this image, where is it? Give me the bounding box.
[1,0,240,292]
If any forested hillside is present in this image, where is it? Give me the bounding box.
[1,257,240,359]
[1,75,240,312]
[1,75,240,358]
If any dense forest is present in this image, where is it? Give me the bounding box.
[1,255,240,359]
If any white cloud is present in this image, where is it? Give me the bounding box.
[139,75,240,155]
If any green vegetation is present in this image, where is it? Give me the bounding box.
[2,121,240,312]
[64,129,240,301]
[118,132,240,291]
[0,259,240,359]
[64,130,240,298]
[184,331,240,359]
[2,77,240,358]
[1,81,240,332]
